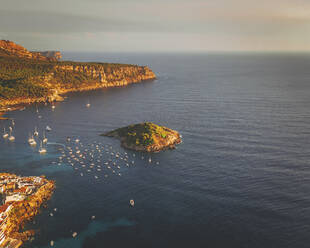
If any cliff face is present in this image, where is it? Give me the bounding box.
[0,40,61,61]
[53,64,156,90]
[33,51,62,60]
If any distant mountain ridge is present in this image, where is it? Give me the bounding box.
[0,40,62,61]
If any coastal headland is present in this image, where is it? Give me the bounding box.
[0,173,55,248]
[0,40,156,111]
[102,122,182,152]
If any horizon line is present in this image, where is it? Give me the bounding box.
[58,50,310,54]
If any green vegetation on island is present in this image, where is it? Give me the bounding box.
[101,122,182,152]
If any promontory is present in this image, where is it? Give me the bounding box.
[101,122,181,152]
[0,173,55,248]
[0,40,156,111]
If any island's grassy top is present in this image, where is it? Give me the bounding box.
[105,122,172,147]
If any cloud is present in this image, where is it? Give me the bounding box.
[0,10,159,34]
[1,0,310,51]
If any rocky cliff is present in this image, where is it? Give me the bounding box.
[53,63,156,91]
[0,40,60,61]
[33,51,62,60]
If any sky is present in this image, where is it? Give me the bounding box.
[0,0,309,52]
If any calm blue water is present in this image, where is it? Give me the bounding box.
[1,53,310,248]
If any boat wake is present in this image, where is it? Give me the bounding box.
[46,142,66,148]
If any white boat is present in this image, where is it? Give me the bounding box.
[34,127,39,136]
[30,140,37,146]
[43,131,48,144]
[2,128,8,139]
[28,134,35,144]
[8,128,15,141]
[38,141,47,154]
[46,126,52,131]
[130,199,135,207]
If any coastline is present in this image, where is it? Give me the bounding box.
[0,173,55,247]
[0,113,8,120]
[0,40,157,115]
[0,75,156,115]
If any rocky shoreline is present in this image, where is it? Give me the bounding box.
[0,173,55,248]
[0,69,156,113]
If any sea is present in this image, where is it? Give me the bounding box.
[1,52,310,248]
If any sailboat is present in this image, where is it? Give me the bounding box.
[2,128,8,139]
[28,133,34,143]
[38,141,47,154]
[43,131,48,144]
[34,127,39,136]
[8,127,15,141]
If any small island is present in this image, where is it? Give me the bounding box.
[0,173,55,248]
[101,122,181,152]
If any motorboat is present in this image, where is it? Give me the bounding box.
[28,134,35,144]
[30,140,37,146]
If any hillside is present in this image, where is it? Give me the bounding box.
[0,40,156,109]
